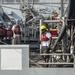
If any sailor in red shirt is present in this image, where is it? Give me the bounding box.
[0,21,6,44]
[5,22,13,44]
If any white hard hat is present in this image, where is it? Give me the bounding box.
[8,22,12,25]
[15,19,19,22]
[0,21,3,24]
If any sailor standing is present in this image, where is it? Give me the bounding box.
[5,22,13,44]
[0,21,6,44]
[12,19,22,44]
[40,25,52,67]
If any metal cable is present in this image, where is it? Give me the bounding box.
[0,40,56,75]
[0,40,42,67]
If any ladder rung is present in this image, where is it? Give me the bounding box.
[52,37,58,39]
[40,53,74,56]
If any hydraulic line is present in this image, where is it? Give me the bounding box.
[52,0,75,52]
[52,24,66,52]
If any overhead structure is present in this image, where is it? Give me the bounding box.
[0,5,3,17]
[20,3,41,45]
[52,0,75,54]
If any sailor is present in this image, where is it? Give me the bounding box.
[12,19,22,44]
[40,25,52,67]
[0,21,6,44]
[52,11,59,20]
[5,22,13,44]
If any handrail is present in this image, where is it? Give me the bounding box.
[38,62,74,65]
[40,53,74,56]
[44,20,63,23]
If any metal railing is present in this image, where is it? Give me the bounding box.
[39,19,64,52]
[39,19,74,66]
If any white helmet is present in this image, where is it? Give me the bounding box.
[8,22,12,26]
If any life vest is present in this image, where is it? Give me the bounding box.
[14,25,21,34]
[40,33,49,41]
[0,28,6,36]
[6,30,13,37]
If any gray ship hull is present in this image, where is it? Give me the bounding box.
[0,45,74,75]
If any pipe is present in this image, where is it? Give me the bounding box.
[0,5,3,16]
[52,0,75,52]
[52,25,66,52]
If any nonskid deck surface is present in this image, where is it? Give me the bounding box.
[29,48,75,68]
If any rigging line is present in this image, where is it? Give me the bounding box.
[0,40,42,68]
[1,5,20,10]
[28,2,68,4]
[63,5,69,16]
[34,4,60,7]
[0,40,55,75]
[14,49,42,68]
[11,50,54,75]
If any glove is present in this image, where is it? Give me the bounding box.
[47,47,51,53]
[38,40,41,44]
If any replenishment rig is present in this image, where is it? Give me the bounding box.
[0,0,75,75]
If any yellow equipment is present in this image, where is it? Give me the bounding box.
[41,25,48,30]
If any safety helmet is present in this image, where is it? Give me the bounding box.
[8,22,12,26]
[19,18,22,21]
[41,25,48,30]
[15,19,19,22]
[0,21,3,24]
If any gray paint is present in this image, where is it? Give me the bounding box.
[1,4,61,20]
[0,45,75,75]
[0,45,29,75]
